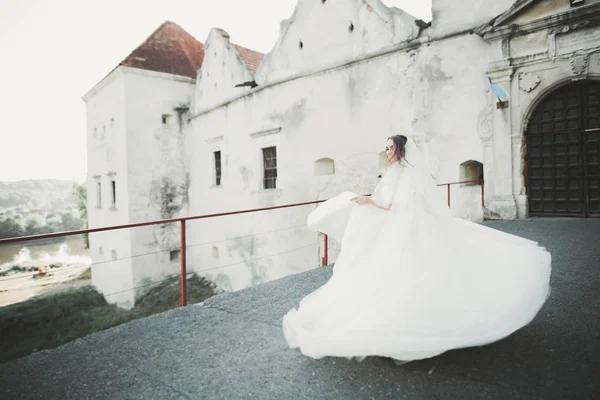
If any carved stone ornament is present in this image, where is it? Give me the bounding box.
[519,73,541,93]
[478,88,494,144]
[549,20,591,35]
[570,54,590,76]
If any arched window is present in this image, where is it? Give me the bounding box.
[460,160,483,186]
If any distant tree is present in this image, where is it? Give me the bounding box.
[72,183,89,248]
[0,218,25,239]
[46,215,63,233]
[61,212,83,231]
[24,214,46,236]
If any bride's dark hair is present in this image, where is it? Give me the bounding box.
[387,135,409,165]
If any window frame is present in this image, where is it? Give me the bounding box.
[262,146,278,189]
[205,135,224,188]
[214,150,222,187]
[94,176,102,208]
[108,172,117,210]
[249,127,281,191]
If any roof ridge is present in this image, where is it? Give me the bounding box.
[232,43,264,55]
[169,22,205,76]
[231,43,265,73]
[118,20,205,79]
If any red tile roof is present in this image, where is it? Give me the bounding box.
[233,44,264,73]
[120,21,204,79]
[119,21,264,79]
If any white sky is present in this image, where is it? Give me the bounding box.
[0,0,432,182]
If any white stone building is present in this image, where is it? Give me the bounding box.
[82,22,263,307]
[85,0,600,306]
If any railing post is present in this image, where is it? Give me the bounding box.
[480,177,485,207]
[447,184,451,208]
[322,233,328,267]
[180,220,187,307]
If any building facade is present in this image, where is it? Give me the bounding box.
[85,0,600,306]
[83,22,262,307]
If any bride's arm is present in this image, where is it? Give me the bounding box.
[351,196,392,211]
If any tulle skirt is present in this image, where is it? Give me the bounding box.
[282,192,551,361]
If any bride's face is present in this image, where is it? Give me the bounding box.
[385,139,396,162]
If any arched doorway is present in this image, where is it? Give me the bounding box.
[525,80,600,217]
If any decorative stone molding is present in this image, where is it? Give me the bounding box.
[478,2,600,41]
[549,20,591,35]
[205,135,224,144]
[570,54,590,77]
[486,65,515,81]
[511,136,523,146]
[549,21,600,59]
[478,89,494,144]
[519,73,541,93]
[249,127,282,139]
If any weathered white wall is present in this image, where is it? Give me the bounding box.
[122,68,196,297]
[187,28,491,291]
[194,28,257,113]
[255,0,420,85]
[84,69,135,308]
[431,0,515,37]
[84,67,197,307]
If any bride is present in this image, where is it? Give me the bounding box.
[282,135,551,362]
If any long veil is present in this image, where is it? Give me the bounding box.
[402,137,451,219]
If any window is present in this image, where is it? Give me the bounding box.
[460,160,484,186]
[162,114,171,124]
[110,179,116,208]
[170,250,181,261]
[262,147,277,189]
[214,151,222,186]
[315,158,335,176]
[95,179,102,208]
[110,118,115,128]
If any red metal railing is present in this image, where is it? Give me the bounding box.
[437,178,484,208]
[0,199,328,306]
[0,179,483,307]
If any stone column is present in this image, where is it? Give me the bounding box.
[512,134,528,219]
[485,67,517,219]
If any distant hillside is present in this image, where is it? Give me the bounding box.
[0,179,78,211]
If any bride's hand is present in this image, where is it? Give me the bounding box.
[351,196,373,206]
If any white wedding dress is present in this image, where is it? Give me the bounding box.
[282,138,551,361]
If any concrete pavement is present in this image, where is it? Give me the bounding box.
[0,219,598,399]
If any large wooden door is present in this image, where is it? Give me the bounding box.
[525,81,600,217]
